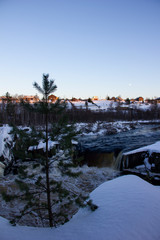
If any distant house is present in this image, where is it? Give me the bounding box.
[0,96,19,103]
[11,98,19,103]
[130,99,135,103]
[0,96,5,103]
[71,97,79,102]
[92,96,99,101]
[155,98,160,104]
[116,97,124,102]
[134,97,144,102]
[111,97,116,102]
[23,96,39,103]
[48,95,58,102]
[145,98,156,104]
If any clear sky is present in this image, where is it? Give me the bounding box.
[0,0,160,99]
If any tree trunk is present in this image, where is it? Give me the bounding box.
[45,107,53,227]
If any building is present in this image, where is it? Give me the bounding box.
[48,95,58,102]
[92,96,99,101]
[116,97,124,102]
[0,96,19,103]
[134,97,144,102]
[23,96,39,103]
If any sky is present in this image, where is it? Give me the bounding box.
[0,0,160,99]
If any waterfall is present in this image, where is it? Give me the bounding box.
[113,151,123,170]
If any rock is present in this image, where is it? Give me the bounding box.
[122,151,147,169]
[122,151,160,173]
[0,162,5,177]
[150,152,160,173]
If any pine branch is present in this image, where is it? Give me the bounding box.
[33,82,45,96]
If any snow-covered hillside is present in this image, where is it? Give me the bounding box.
[1,175,160,240]
[67,99,159,112]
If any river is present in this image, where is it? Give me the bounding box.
[79,123,160,154]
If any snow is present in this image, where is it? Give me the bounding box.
[28,139,78,151]
[0,125,12,161]
[75,121,138,137]
[67,100,156,112]
[71,139,78,145]
[67,100,118,111]
[1,123,160,238]
[28,140,59,151]
[144,158,152,170]
[124,141,160,156]
[1,175,160,240]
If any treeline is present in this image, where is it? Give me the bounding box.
[0,103,160,126]
[67,106,160,122]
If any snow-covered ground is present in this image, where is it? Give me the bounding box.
[0,164,119,227]
[1,175,160,240]
[1,124,160,239]
[67,99,160,112]
[67,100,117,111]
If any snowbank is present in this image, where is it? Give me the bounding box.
[1,175,160,240]
[124,141,160,156]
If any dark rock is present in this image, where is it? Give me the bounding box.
[149,152,160,173]
[122,151,160,173]
[83,152,114,168]
[123,151,147,169]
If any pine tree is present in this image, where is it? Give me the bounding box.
[33,74,58,227]
[2,74,97,227]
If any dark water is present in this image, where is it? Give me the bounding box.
[79,124,160,154]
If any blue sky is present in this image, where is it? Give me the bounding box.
[0,0,160,99]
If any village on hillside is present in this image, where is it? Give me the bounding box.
[1,94,160,104]
[1,93,160,125]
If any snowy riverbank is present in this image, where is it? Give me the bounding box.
[1,175,160,240]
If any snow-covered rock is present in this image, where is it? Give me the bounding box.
[0,162,5,177]
[0,125,13,162]
[124,141,160,156]
[123,141,160,174]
